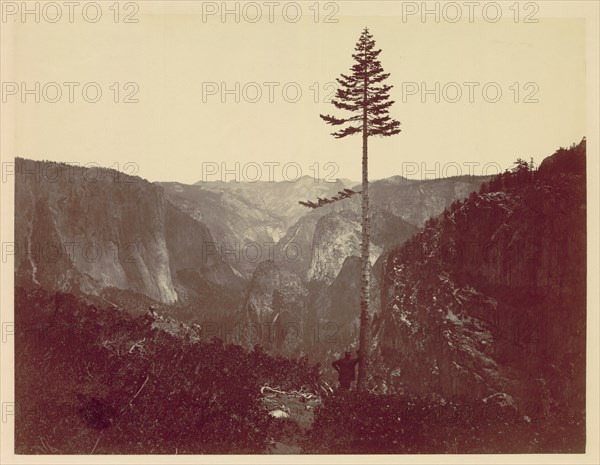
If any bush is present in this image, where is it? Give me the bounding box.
[304,390,566,454]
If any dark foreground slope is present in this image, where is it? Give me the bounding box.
[15,286,583,455]
[14,287,319,454]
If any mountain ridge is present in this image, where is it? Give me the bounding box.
[376,139,586,419]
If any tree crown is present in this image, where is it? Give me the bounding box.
[320,27,401,139]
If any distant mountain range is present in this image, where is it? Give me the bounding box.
[159,176,351,277]
[14,157,487,313]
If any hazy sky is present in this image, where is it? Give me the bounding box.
[1,1,592,184]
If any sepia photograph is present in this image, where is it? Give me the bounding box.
[0,0,598,462]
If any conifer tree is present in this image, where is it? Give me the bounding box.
[320,28,401,390]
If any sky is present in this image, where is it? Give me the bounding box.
[0,1,593,184]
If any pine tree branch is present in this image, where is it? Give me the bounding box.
[320,113,347,126]
[332,126,361,138]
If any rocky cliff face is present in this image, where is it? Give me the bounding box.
[377,140,586,415]
[242,261,304,321]
[276,213,322,279]
[307,208,417,284]
[240,260,309,355]
[14,159,238,306]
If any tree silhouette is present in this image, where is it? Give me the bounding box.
[512,158,530,174]
[320,27,401,390]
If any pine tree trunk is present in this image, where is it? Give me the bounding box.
[357,74,371,391]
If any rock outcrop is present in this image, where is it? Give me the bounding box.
[14,159,238,306]
[377,140,586,416]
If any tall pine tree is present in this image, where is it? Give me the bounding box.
[320,27,401,391]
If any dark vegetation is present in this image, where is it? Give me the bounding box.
[306,391,584,454]
[15,287,318,454]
